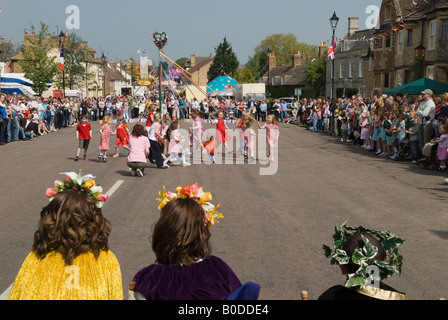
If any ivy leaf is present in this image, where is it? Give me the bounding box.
[346,274,366,288]
[362,235,379,260]
[332,249,350,265]
[322,245,333,258]
[351,248,367,265]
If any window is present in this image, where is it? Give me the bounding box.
[339,63,343,79]
[385,35,391,48]
[384,73,390,88]
[397,30,404,53]
[359,60,363,78]
[374,73,381,87]
[407,29,413,46]
[349,62,353,78]
[385,5,391,21]
[404,70,412,84]
[442,20,448,41]
[426,65,435,80]
[429,20,437,50]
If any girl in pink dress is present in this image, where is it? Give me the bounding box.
[213,110,232,154]
[243,120,256,162]
[164,121,191,167]
[99,115,115,162]
[189,109,204,154]
[258,114,279,163]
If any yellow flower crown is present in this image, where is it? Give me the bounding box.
[46,170,109,208]
[156,183,223,228]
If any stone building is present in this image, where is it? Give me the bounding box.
[373,0,448,95]
[185,54,213,86]
[326,17,375,98]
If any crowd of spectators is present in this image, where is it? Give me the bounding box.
[295,90,447,170]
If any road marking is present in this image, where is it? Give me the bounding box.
[106,180,124,198]
[0,180,124,300]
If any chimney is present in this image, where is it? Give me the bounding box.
[319,41,327,57]
[348,17,359,37]
[291,51,303,67]
[268,52,276,70]
[190,54,196,67]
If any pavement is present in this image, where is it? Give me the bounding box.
[1,119,447,300]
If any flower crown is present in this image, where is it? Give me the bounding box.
[156,183,223,228]
[46,170,109,208]
[322,222,405,288]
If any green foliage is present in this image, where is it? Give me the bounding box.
[207,37,239,82]
[53,33,94,91]
[234,68,256,83]
[322,222,405,288]
[19,22,58,96]
[306,54,327,93]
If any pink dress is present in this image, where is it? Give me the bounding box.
[190,117,203,146]
[99,124,112,150]
[265,123,279,148]
[360,120,369,140]
[168,129,184,156]
[244,128,256,150]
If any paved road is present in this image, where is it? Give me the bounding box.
[1,120,447,300]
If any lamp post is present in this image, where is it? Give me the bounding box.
[266,48,271,95]
[101,53,107,97]
[58,31,66,98]
[329,11,339,99]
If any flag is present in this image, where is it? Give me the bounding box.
[143,49,148,54]
[58,49,64,71]
[328,38,336,60]
[137,49,141,55]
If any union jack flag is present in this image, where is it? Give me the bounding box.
[328,38,336,60]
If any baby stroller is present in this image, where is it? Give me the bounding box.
[395,139,412,161]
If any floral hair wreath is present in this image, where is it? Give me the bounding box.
[322,222,405,288]
[46,170,109,208]
[156,183,223,228]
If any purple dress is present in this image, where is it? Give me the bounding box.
[132,256,242,300]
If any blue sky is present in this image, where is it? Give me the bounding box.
[0,0,381,64]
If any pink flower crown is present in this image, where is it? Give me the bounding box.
[46,170,109,208]
[156,183,223,228]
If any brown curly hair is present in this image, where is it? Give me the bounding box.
[33,189,112,265]
[151,197,211,266]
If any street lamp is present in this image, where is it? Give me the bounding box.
[101,53,107,97]
[58,31,66,98]
[266,48,271,102]
[329,11,339,99]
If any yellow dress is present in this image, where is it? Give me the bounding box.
[8,250,123,300]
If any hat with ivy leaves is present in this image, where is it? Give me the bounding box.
[322,222,405,288]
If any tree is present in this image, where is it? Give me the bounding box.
[306,54,327,96]
[234,68,256,83]
[53,33,94,91]
[19,22,58,96]
[207,37,239,82]
[246,33,319,78]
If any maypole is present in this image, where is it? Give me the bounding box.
[152,32,168,116]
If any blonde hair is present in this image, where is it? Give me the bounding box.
[102,115,111,125]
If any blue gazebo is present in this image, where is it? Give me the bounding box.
[207,75,238,97]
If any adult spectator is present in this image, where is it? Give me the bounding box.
[127,123,151,177]
[0,94,6,146]
[416,89,436,149]
[9,97,22,142]
[19,113,36,140]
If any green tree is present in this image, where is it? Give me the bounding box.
[207,37,239,81]
[306,54,327,96]
[19,22,58,96]
[246,33,319,78]
[234,68,256,83]
[54,33,94,91]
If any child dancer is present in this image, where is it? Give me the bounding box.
[163,120,191,167]
[203,135,217,163]
[189,109,204,155]
[243,120,257,162]
[213,110,232,154]
[99,115,115,162]
[75,116,92,161]
[114,116,130,158]
[258,114,279,163]
[237,113,250,157]
[431,124,448,171]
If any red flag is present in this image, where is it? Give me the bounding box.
[58,50,64,71]
[328,38,336,60]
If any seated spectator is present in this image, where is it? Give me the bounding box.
[319,222,406,300]
[129,184,253,300]
[19,113,37,140]
[8,171,123,300]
